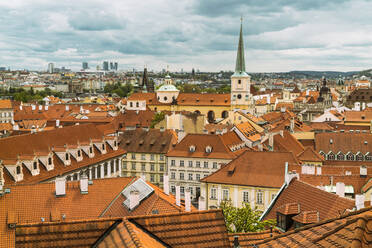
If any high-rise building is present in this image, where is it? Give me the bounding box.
[103,61,109,71]
[47,63,54,74]
[114,62,118,71]
[110,62,114,70]
[82,62,88,70]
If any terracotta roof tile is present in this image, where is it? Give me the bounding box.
[228,229,280,247]
[277,202,301,215]
[0,99,12,109]
[297,147,324,162]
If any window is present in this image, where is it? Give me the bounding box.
[171,160,175,166]
[196,161,200,168]
[188,161,193,167]
[171,172,176,179]
[337,153,345,160]
[346,153,354,161]
[327,153,335,160]
[131,163,136,170]
[114,141,117,147]
[97,165,101,178]
[123,162,127,169]
[78,150,81,157]
[141,154,146,160]
[180,160,184,167]
[160,164,164,171]
[130,102,133,107]
[277,213,286,230]
[111,161,114,173]
[92,168,96,179]
[196,174,201,181]
[189,187,193,195]
[223,189,229,201]
[243,191,249,202]
[204,174,208,178]
[116,159,120,172]
[213,162,217,169]
[141,163,146,171]
[188,173,193,181]
[160,175,164,182]
[16,166,21,175]
[356,153,364,161]
[136,102,139,107]
[150,154,155,161]
[150,163,155,171]
[103,163,108,176]
[204,161,208,168]
[65,153,69,160]
[89,147,93,154]
[238,79,241,84]
[366,154,372,161]
[48,157,52,165]
[179,173,184,180]
[150,174,155,182]
[159,155,164,161]
[171,186,176,193]
[131,153,136,159]
[211,188,217,199]
[257,191,263,204]
[180,186,185,194]
[33,162,37,170]
[102,144,105,150]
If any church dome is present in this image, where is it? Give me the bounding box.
[157,84,179,92]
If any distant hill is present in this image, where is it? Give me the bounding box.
[288,70,359,78]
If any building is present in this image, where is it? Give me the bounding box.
[200,151,300,211]
[167,132,247,200]
[0,176,195,248]
[103,61,109,71]
[0,124,124,185]
[47,63,54,73]
[0,100,13,123]
[119,128,177,187]
[82,62,88,70]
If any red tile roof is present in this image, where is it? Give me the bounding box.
[315,132,372,154]
[297,147,324,162]
[201,151,299,188]
[0,99,12,109]
[228,229,281,247]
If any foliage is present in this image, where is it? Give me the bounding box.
[220,201,276,233]
[150,111,165,128]
[216,85,231,94]
[0,87,62,103]
[104,82,133,97]
[178,84,202,93]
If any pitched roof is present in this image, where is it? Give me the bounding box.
[264,131,305,156]
[128,209,231,248]
[119,128,177,154]
[177,93,231,106]
[256,207,372,248]
[297,147,324,162]
[263,179,355,221]
[228,230,280,247]
[201,151,299,188]
[167,132,245,159]
[0,99,12,109]
[315,132,372,154]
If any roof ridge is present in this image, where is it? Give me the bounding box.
[128,209,222,220]
[123,219,143,248]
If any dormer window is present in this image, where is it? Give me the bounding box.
[33,162,37,170]
[77,150,81,157]
[205,146,212,153]
[65,153,69,160]
[114,141,117,147]
[102,144,105,150]
[48,157,52,165]
[238,79,241,84]
[16,166,21,175]
[89,147,93,154]
[189,145,196,152]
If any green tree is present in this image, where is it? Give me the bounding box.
[220,201,276,233]
[179,84,201,93]
[150,112,165,128]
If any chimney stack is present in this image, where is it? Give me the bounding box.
[355,194,365,210]
[56,119,60,127]
[335,182,345,197]
[198,196,206,211]
[185,188,191,212]
[55,177,66,197]
[129,190,140,210]
[80,174,88,194]
[163,174,169,195]
[175,185,181,206]
[268,133,274,151]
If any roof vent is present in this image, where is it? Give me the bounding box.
[329,139,333,144]
[189,145,196,152]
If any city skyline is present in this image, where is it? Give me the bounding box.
[1,0,372,72]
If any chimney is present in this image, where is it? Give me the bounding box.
[360,166,367,177]
[198,196,206,211]
[355,194,365,210]
[55,177,66,197]
[185,188,191,212]
[175,185,181,206]
[233,236,240,248]
[129,190,140,210]
[285,162,298,185]
[56,119,60,127]
[163,174,169,195]
[65,105,69,111]
[335,182,345,197]
[257,143,263,151]
[80,175,88,194]
[290,118,294,133]
[269,133,274,151]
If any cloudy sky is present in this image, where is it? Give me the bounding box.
[1,0,372,72]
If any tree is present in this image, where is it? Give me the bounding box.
[220,201,276,233]
[150,112,165,128]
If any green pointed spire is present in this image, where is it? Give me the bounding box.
[235,18,246,74]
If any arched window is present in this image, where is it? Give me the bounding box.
[327,153,335,160]
[65,153,69,160]
[164,96,168,101]
[238,79,241,84]
[207,111,215,123]
[16,166,21,175]
[237,94,242,99]
[336,153,345,160]
[89,147,93,154]
[346,153,354,161]
[33,162,37,170]
[221,111,228,119]
[48,157,52,165]
[356,153,364,161]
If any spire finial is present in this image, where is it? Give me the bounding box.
[235,18,246,74]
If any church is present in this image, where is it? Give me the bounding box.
[127,20,254,123]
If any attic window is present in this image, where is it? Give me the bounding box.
[361,115,365,120]
[205,146,212,153]
[139,140,144,145]
[329,139,333,144]
[365,141,368,145]
[225,99,228,103]
[126,140,131,145]
[102,144,105,150]
[210,99,214,102]
[89,147,93,153]
[196,99,199,102]
[189,145,196,152]
[65,153,69,160]
[48,157,52,165]
[16,166,21,174]
[114,141,117,146]
[77,150,81,157]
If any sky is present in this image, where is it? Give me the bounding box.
[1,0,372,72]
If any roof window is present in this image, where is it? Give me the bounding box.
[189,145,196,152]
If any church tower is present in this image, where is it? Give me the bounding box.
[231,18,253,111]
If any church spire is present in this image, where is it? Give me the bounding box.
[235,17,246,74]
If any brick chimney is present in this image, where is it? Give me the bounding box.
[175,185,181,206]
[55,177,66,197]
[129,190,140,210]
[80,175,88,194]
[335,182,345,197]
[163,174,169,195]
[185,188,191,212]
